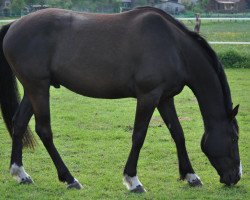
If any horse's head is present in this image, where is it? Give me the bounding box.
[201,105,241,186]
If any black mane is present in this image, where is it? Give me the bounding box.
[136,6,233,114]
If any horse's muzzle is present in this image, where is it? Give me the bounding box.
[220,172,241,186]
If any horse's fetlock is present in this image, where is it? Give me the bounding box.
[58,175,67,183]
[58,170,74,183]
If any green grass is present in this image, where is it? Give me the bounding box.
[0,69,249,199]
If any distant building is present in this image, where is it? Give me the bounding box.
[120,0,133,12]
[155,0,185,14]
[207,0,247,13]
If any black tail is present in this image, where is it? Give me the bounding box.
[0,23,36,148]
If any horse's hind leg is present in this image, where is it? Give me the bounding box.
[27,84,82,189]
[157,98,202,187]
[123,92,160,193]
[10,93,33,183]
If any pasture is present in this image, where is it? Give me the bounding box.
[0,19,249,199]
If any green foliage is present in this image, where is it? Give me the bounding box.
[134,0,149,6]
[218,50,249,68]
[48,0,73,9]
[25,0,46,5]
[183,0,209,13]
[11,0,25,15]
[213,45,250,69]
[7,0,123,15]
[51,0,122,12]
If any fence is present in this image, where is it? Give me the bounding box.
[178,17,250,21]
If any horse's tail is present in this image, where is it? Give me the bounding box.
[0,23,36,149]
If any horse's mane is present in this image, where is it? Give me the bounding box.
[135,6,233,114]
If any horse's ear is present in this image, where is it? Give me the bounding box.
[230,104,239,120]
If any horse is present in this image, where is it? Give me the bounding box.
[0,7,241,192]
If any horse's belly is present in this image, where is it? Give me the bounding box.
[64,83,134,99]
[53,71,135,99]
[64,84,134,99]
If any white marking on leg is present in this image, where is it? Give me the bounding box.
[123,175,143,191]
[67,178,83,189]
[239,162,243,177]
[10,163,31,183]
[185,173,200,183]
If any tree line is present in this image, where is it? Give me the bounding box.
[7,0,151,15]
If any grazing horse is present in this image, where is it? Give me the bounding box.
[0,7,241,192]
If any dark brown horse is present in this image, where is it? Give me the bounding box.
[0,7,241,192]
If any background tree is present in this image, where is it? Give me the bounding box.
[24,0,43,5]
[134,0,148,6]
[47,0,73,9]
[193,0,209,13]
[11,0,25,15]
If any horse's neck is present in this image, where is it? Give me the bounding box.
[188,63,227,130]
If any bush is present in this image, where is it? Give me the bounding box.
[217,50,249,68]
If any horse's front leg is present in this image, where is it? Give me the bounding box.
[157,98,202,187]
[10,93,34,184]
[123,92,160,193]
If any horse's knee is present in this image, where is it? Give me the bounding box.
[58,169,74,183]
[35,124,52,142]
[12,119,27,137]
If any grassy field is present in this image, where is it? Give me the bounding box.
[0,69,249,199]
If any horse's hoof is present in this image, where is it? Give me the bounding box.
[185,173,202,187]
[123,175,145,193]
[20,177,33,184]
[188,178,203,187]
[67,179,83,190]
[131,185,146,193]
